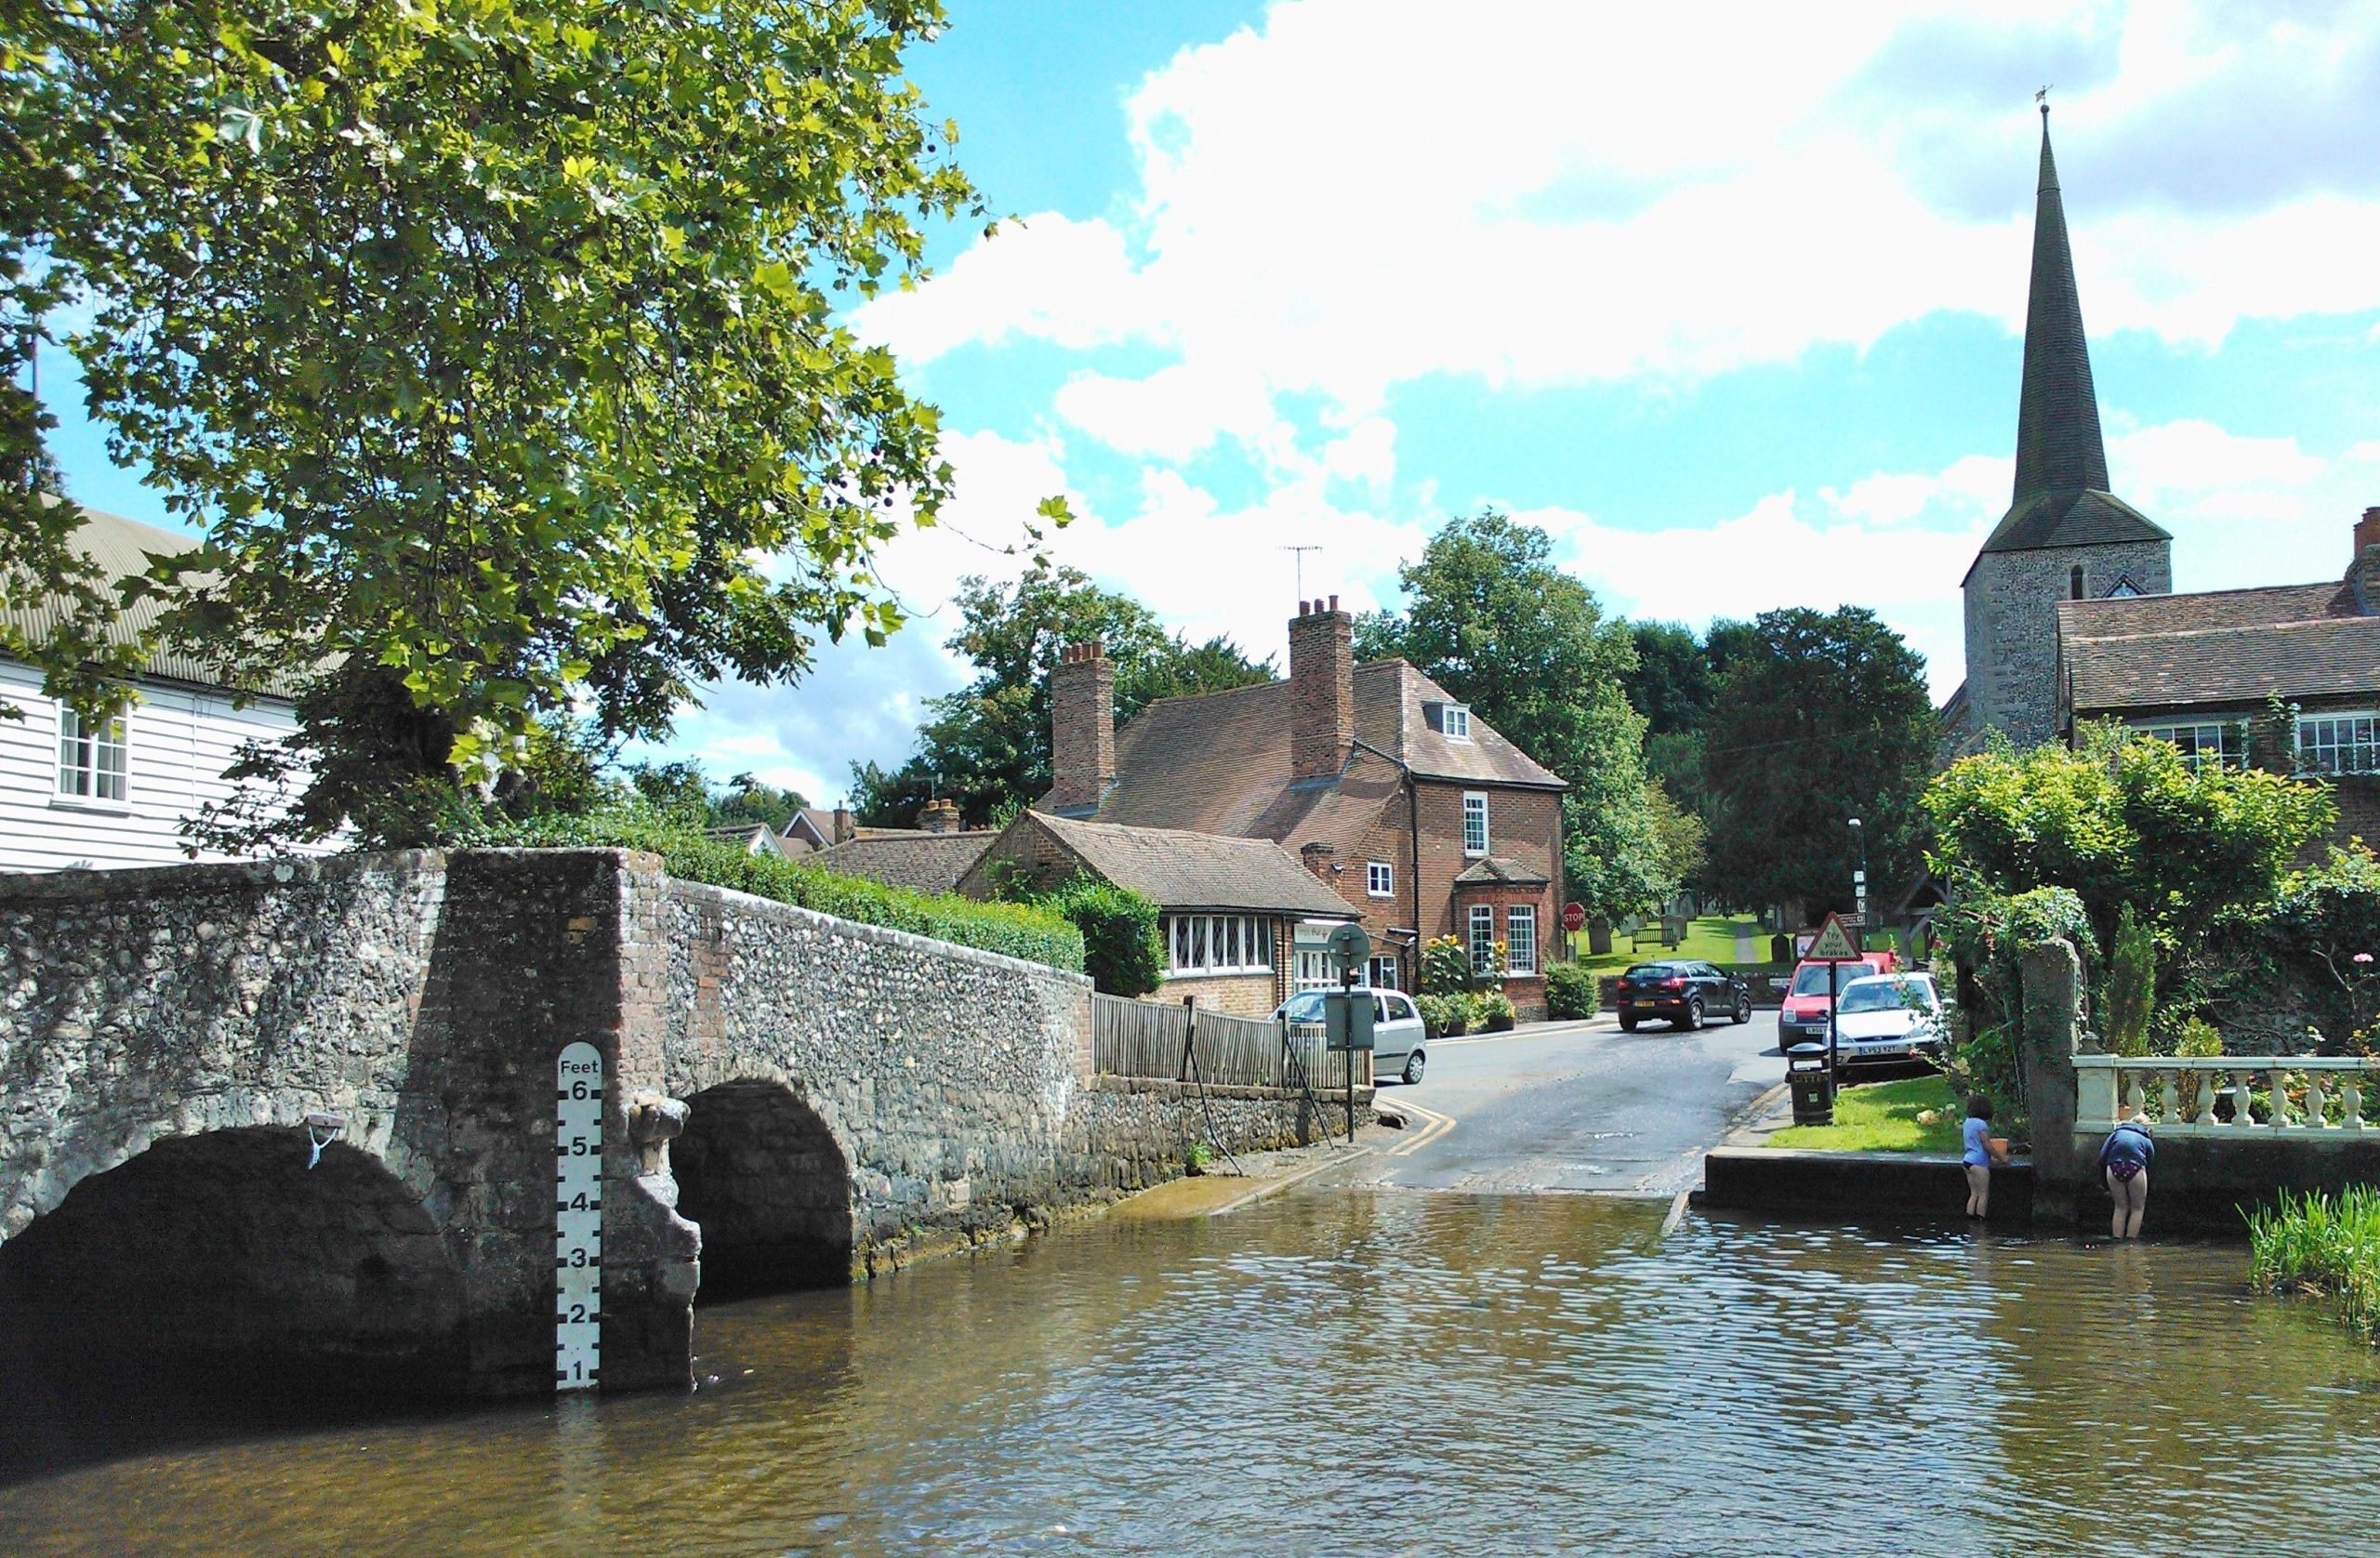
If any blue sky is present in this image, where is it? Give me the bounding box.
[41,1,2380,805]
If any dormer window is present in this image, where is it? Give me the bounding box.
[1443,705,1471,741]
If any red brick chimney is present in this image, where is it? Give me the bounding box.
[1049,640,1116,811]
[1289,596,1354,782]
[2352,507,2380,614]
[919,799,961,834]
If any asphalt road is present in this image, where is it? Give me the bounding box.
[1351,1010,1788,1196]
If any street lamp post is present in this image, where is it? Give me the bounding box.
[1848,816,1868,923]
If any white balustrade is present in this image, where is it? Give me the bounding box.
[2072,1054,2376,1136]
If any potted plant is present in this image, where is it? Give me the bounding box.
[1418,992,1467,1037]
[1477,989,1516,1032]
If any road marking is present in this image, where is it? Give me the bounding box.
[1386,1096,1458,1156]
[1433,1021,1616,1049]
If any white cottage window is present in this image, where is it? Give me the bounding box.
[1165,914,1273,975]
[57,704,129,803]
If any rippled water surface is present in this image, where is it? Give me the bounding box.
[5,1190,2379,1556]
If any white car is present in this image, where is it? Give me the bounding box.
[1274,986,1429,1085]
[1823,973,1945,1076]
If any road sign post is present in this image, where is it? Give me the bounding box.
[1326,922,1372,1143]
[1806,912,1862,1078]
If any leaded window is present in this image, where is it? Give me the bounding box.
[1165,914,1274,975]
[2297,713,2380,776]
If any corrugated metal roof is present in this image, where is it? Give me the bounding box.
[1,504,289,696]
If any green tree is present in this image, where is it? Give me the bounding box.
[1927,720,2333,966]
[854,561,1273,825]
[1357,508,1662,921]
[1030,876,1163,997]
[2103,903,2156,1056]
[1622,621,1714,737]
[1701,607,1937,923]
[4,0,998,848]
[712,773,808,833]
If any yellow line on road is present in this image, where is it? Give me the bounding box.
[1386,1096,1458,1157]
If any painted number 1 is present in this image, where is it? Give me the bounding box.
[555,1040,603,1391]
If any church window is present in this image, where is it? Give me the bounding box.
[2069,565,2085,601]
[2106,578,2141,599]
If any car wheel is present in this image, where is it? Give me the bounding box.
[1403,1050,1426,1085]
[1732,996,1751,1024]
[1681,999,1703,1031]
[1619,1015,1638,1032]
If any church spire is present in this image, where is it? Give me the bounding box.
[2012,104,2109,503]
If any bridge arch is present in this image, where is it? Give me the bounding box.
[671,1077,855,1299]
[0,1125,467,1401]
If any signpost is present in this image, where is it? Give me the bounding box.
[1322,922,1372,1144]
[1806,911,1862,1076]
[1561,902,1586,933]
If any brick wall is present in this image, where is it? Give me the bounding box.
[1288,601,1355,781]
[1049,644,1116,811]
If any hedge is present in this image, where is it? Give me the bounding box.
[471,809,1085,974]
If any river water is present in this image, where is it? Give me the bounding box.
[4,1188,2377,1556]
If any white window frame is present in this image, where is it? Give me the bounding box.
[1366,860,1394,898]
[1366,953,1399,990]
[1469,904,1498,975]
[1443,705,1473,742]
[1462,792,1489,856]
[2296,712,2380,777]
[1164,913,1275,977]
[1506,904,1538,976]
[2134,720,2243,772]
[56,701,130,805]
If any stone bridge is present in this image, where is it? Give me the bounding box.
[0,850,1343,1403]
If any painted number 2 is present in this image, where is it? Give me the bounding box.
[555,1040,603,1392]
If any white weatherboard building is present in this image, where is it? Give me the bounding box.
[1,508,314,873]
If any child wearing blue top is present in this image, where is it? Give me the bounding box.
[2098,1114,2155,1239]
[1962,1095,2007,1219]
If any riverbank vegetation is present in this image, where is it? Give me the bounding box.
[2248,1187,2380,1341]
[1765,1075,1964,1154]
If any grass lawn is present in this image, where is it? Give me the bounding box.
[1562,916,1909,976]
[1765,1074,1965,1154]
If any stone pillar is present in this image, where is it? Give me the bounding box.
[2018,937,2083,1222]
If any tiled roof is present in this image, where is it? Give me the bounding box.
[2058,581,2355,639]
[1454,855,1551,886]
[703,824,808,861]
[1025,812,1358,918]
[2067,615,2380,714]
[809,832,997,896]
[1053,659,1563,840]
[1976,489,2170,559]
[1,503,295,696]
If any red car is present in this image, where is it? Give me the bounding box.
[1777,952,1898,1051]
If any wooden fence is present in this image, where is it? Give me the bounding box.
[1091,993,1372,1090]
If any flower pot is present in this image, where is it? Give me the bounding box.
[1442,1018,1468,1036]
[1487,1013,1515,1032]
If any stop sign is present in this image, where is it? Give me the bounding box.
[1561,902,1587,932]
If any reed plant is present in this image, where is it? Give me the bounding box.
[2246,1186,2380,1341]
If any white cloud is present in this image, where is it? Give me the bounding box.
[864,0,2380,466]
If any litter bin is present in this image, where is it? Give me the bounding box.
[1786,1042,1835,1127]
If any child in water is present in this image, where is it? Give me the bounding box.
[2098,1113,2154,1239]
[1962,1095,2008,1219]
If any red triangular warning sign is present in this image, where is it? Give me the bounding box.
[1808,912,1861,960]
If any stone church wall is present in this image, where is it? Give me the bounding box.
[1964,539,2172,748]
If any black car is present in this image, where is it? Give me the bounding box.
[1614,959,1752,1031]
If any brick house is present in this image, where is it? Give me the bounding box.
[2056,505,2380,845]
[958,810,1356,1017]
[1035,600,1567,1019]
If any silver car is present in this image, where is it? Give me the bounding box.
[1275,986,1429,1085]
[1825,973,1944,1076]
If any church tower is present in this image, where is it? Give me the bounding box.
[1959,107,2172,748]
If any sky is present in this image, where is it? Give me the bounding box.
[39,0,2380,805]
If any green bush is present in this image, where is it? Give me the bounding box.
[1031,876,1162,997]
[1476,989,1515,1022]
[472,805,1084,973]
[1417,993,1468,1034]
[1543,962,1599,1020]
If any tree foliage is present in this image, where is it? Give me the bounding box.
[1621,621,1714,738]
[4,0,992,845]
[1927,721,2333,957]
[1356,508,1662,920]
[1701,607,1937,919]
[2104,902,2155,1056]
[853,561,1272,825]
